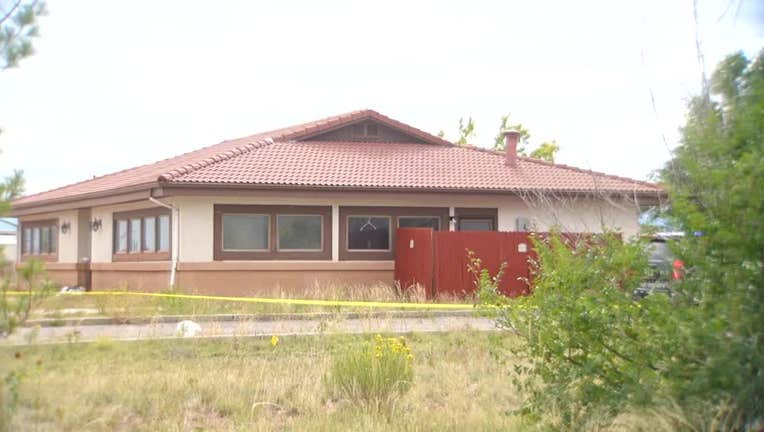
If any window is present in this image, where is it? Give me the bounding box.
[459,218,494,231]
[339,207,448,260]
[398,216,440,230]
[214,205,331,260]
[129,218,141,252]
[115,220,128,253]
[112,208,171,261]
[20,219,58,260]
[222,214,269,251]
[277,215,322,251]
[158,215,170,252]
[347,216,391,251]
[455,208,498,232]
[143,217,156,252]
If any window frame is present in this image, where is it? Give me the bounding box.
[20,219,58,262]
[346,215,393,253]
[221,213,271,252]
[112,208,172,262]
[455,207,498,232]
[397,215,442,231]
[213,205,332,261]
[276,214,324,252]
[339,206,449,260]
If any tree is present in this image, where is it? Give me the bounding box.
[492,114,530,152]
[659,49,764,420]
[0,0,51,340]
[492,114,559,162]
[0,0,46,70]
[480,50,764,429]
[529,140,559,162]
[456,117,475,145]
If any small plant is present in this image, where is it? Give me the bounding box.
[325,334,414,413]
[467,249,508,307]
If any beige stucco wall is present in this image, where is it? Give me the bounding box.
[171,191,641,263]
[17,191,640,265]
[19,209,80,263]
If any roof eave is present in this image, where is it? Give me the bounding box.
[10,182,161,217]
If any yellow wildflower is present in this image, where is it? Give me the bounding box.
[270,335,279,347]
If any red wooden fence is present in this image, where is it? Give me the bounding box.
[394,228,538,299]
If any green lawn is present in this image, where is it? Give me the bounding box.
[0,331,523,431]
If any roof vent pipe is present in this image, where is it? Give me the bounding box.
[502,129,521,167]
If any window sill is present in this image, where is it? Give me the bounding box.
[112,252,171,262]
[20,254,58,263]
[182,260,394,271]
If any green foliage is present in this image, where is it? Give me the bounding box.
[493,114,531,152]
[0,260,53,338]
[529,140,560,162]
[466,249,507,307]
[456,117,475,145]
[485,233,688,427]
[659,49,764,421]
[325,334,414,413]
[0,0,46,70]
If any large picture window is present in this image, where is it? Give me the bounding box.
[222,214,270,251]
[112,208,171,261]
[277,215,323,251]
[347,216,391,251]
[214,205,331,260]
[339,207,448,260]
[20,219,58,261]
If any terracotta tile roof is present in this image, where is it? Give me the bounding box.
[13,109,661,209]
[165,140,661,194]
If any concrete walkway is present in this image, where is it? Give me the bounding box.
[5,314,498,345]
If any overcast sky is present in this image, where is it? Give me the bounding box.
[0,0,762,195]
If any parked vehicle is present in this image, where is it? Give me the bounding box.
[633,232,684,299]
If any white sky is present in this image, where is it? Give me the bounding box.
[0,0,762,195]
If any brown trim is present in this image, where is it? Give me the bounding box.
[11,185,157,216]
[455,207,498,231]
[339,206,449,260]
[157,183,664,198]
[90,262,171,271]
[20,219,59,262]
[179,260,394,271]
[112,207,171,262]
[213,204,332,261]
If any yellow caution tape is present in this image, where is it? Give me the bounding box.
[4,290,474,310]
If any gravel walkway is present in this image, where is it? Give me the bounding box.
[4,315,498,345]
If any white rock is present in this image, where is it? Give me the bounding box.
[175,320,202,337]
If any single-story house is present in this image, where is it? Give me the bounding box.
[11,110,663,294]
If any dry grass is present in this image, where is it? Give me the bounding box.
[30,282,472,320]
[1,331,523,431]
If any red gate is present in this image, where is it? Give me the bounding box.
[394,228,537,299]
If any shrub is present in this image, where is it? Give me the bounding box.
[325,334,414,413]
[480,232,689,428]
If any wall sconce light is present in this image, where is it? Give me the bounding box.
[60,222,71,234]
[448,216,456,223]
[90,218,102,232]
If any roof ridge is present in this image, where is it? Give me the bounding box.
[158,138,275,181]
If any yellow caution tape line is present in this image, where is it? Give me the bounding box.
[4,290,474,310]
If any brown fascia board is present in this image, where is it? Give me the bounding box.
[157,182,666,201]
[10,183,159,217]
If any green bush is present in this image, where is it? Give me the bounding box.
[485,233,690,427]
[325,334,414,413]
